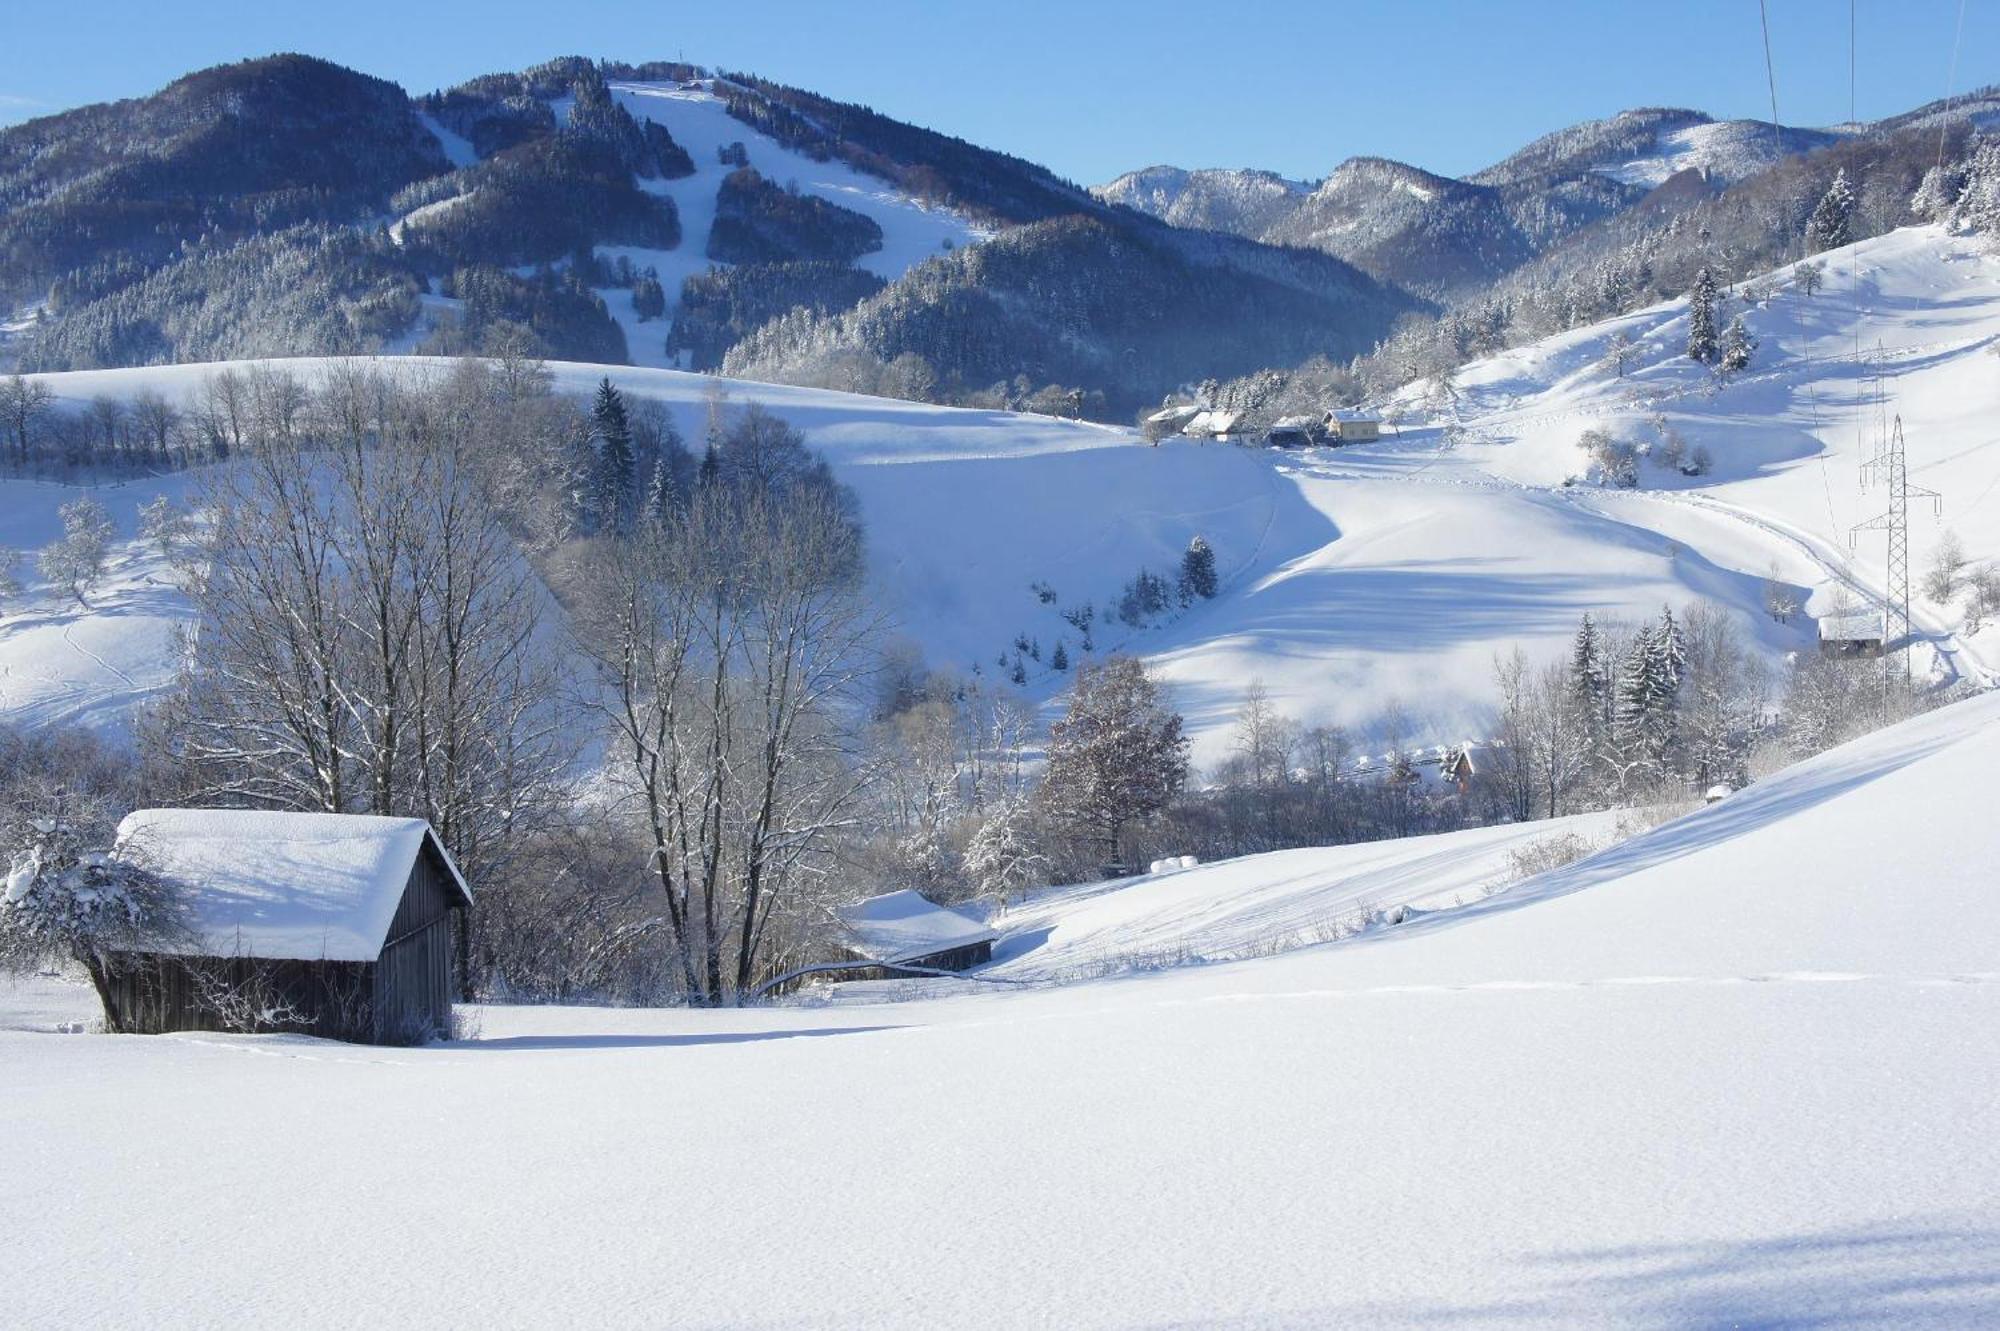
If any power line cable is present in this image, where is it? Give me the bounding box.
[1939,0,1969,172]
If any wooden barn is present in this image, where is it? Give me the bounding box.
[834,889,998,977]
[105,810,470,1045]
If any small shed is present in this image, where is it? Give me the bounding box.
[1265,414,1325,448]
[1817,610,1884,658]
[1324,409,1382,444]
[835,889,997,976]
[106,810,471,1045]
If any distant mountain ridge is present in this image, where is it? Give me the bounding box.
[1093,107,1859,298]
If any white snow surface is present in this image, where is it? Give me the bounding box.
[114,809,465,962]
[6,688,2000,1326]
[833,888,996,964]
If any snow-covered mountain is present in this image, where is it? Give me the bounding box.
[1093,164,1311,235]
[1097,107,1851,298]
[0,54,1408,414]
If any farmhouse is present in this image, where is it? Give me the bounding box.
[835,889,998,976]
[1265,414,1325,448]
[1183,408,1245,439]
[1818,609,1884,658]
[105,810,470,1045]
[1325,408,1382,444]
[1146,403,1204,434]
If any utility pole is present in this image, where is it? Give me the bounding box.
[1851,414,1940,688]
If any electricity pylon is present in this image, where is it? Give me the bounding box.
[1851,414,1940,685]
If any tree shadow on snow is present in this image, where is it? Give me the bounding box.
[1250,1218,2000,1328]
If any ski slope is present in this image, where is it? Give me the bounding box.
[393,81,987,369]
[590,82,986,370]
[6,688,1998,1327]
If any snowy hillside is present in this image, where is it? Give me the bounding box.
[0,473,191,732]
[11,227,2000,767]
[9,347,1833,767]
[7,685,1999,1326]
[1382,224,2000,689]
[960,808,1625,984]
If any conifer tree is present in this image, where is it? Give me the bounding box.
[632,270,666,321]
[1178,535,1218,603]
[1569,613,1609,720]
[1720,315,1756,373]
[1686,266,1720,364]
[642,455,675,523]
[590,378,635,532]
[1806,169,1855,253]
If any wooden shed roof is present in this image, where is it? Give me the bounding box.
[114,810,469,962]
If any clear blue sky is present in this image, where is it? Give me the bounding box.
[4,0,1994,183]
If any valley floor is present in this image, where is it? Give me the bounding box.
[7,690,1999,1328]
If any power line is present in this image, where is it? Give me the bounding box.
[1758,0,1782,153]
[1939,0,1969,172]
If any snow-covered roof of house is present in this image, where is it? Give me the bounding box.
[114,810,470,963]
[1269,414,1320,431]
[1327,408,1381,423]
[1185,409,1244,436]
[1147,403,1204,425]
[1818,610,1883,640]
[834,889,997,965]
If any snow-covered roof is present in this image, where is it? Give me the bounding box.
[114,810,470,963]
[1147,403,1204,425]
[1185,409,1244,436]
[835,889,997,965]
[1269,414,1320,431]
[1327,408,1380,423]
[1818,610,1882,640]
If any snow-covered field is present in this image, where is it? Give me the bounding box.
[7,687,1998,1327]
